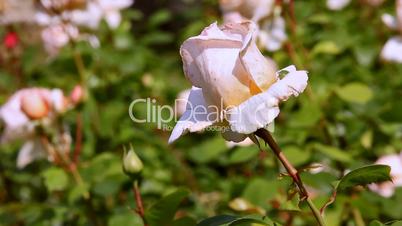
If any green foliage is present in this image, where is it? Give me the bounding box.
[41,167,69,192]
[337,165,392,192]
[1,0,402,225]
[197,215,277,226]
[145,188,190,226]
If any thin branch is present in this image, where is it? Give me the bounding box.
[132,181,148,226]
[72,113,83,165]
[255,129,326,226]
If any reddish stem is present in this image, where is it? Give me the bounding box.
[133,181,147,226]
[73,113,83,165]
[288,0,297,34]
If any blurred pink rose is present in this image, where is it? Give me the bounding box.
[20,91,50,120]
[369,153,402,197]
[169,22,308,143]
[70,85,84,104]
[0,88,66,144]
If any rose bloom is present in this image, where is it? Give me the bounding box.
[369,153,402,197]
[0,88,69,168]
[168,22,308,143]
[41,23,79,56]
[66,0,134,29]
[0,88,66,143]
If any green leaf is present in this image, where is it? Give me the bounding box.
[197,215,274,226]
[337,165,392,192]
[187,137,228,164]
[228,147,259,164]
[283,146,311,167]
[172,217,197,226]
[313,143,352,163]
[41,167,69,192]
[197,215,238,226]
[312,41,342,56]
[148,10,172,27]
[335,83,373,104]
[228,217,271,226]
[243,178,282,209]
[145,188,189,226]
[369,220,384,226]
[108,212,143,226]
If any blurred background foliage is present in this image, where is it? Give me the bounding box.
[0,0,402,225]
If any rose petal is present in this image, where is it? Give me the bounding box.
[227,65,308,134]
[168,87,214,143]
[382,14,399,30]
[16,138,46,169]
[258,15,287,52]
[326,0,351,10]
[105,11,122,29]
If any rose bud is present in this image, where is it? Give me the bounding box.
[70,85,84,105]
[20,91,49,120]
[3,32,19,49]
[122,145,143,180]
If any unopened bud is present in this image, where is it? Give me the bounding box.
[122,145,143,180]
[70,85,84,105]
[21,91,49,120]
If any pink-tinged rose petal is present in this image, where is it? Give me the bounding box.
[17,138,47,169]
[21,91,49,120]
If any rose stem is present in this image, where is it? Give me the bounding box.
[255,129,326,226]
[132,180,148,226]
[40,135,89,199]
[72,113,83,166]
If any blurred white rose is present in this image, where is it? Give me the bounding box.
[258,11,287,51]
[381,37,402,63]
[326,0,351,11]
[66,0,133,29]
[41,24,79,56]
[220,0,286,52]
[369,153,402,197]
[0,0,36,24]
[0,88,71,168]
